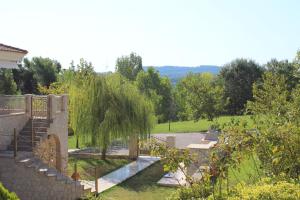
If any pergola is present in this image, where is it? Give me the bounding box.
[0,43,28,69]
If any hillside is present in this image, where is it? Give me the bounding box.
[143,65,221,84]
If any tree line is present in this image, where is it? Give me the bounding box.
[1,50,300,124]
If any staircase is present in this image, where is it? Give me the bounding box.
[2,118,96,199]
[0,151,95,200]
[7,118,49,152]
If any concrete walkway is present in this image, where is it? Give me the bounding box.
[153,133,206,149]
[80,156,160,193]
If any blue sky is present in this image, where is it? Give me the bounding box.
[1,0,300,72]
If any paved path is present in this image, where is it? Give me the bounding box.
[80,156,160,193]
[152,132,206,149]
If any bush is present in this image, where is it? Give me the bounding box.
[227,178,300,200]
[0,182,19,200]
[167,182,212,200]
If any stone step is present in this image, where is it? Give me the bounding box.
[8,145,33,152]
[23,127,48,132]
[20,133,47,137]
[0,150,14,158]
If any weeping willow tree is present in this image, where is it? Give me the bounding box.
[69,73,155,159]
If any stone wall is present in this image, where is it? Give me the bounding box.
[0,113,29,150]
[47,95,69,174]
[0,157,83,200]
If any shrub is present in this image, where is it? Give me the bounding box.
[227,178,300,200]
[167,182,212,200]
[0,182,19,200]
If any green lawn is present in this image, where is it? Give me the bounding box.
[68,135,78,149]
[100,162,176,200]
[68,115,253,148]
[228,154,263,186]
[98,155,261,200]
[67,157,131,181]
[152,115,253,133]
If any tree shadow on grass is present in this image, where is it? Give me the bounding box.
[114,161,168,193]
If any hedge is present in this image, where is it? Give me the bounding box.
[0,182,19,200]
[227,178,300,200]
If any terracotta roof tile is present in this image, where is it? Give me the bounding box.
[0,43,28,54]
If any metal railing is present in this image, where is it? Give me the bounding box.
[0,95,25,115]
[31,95,49,119]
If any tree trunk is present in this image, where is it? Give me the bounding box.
[76,135,79,149]
[129,134,138,160]
[101,147,107,160]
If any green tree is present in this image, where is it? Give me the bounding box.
[220,58,264,115]
[266,58,300,91]
[13,57,61,94]
[0,69,17,94]
[176,73,225,121]
[27,57,61,87]
[136,67,173,123]
[12,64,38,94]
[246,72,300,178]
[69,73,155,159]
[116,52,143,81]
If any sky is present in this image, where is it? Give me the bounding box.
[1,0,300,72]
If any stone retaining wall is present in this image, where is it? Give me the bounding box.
[0,157,83,200]
[0,113,29,150]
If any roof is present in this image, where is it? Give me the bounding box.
[0,43,28,54]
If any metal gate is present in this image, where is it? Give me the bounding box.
[31,95,49,119]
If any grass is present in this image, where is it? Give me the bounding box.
[68,115,253,148]
[68,135,78,149]
[228,154,263,186]
[100,162,176,200]
[152,115,253,133]
[99,155,262,200]
[67,157,131,181]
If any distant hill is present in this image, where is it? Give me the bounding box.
[143,65,221,84]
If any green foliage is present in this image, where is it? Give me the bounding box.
[247,72,300,178]
[266,58,300,91]
[12,57,61,94]
[69,73,155,158]
[116,52,143,81]
[149,139,194,183]
[24,57,61,87]
[175,73,226,121]
[0,69,17,94]
[220,58,264,115]
[0,182,19,200]
[136,67,173,122]
[168,181,212,200]
[226,178,300,200]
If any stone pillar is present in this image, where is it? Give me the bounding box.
[61,94,68,112]
[24,94,32,118]
[48,94,56,121]
[129,134,139,160]
[166,136,175,148]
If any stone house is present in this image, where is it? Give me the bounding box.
[0,44,89,200]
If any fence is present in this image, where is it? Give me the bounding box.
[31,95,49,119]
[0,95,25,115]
